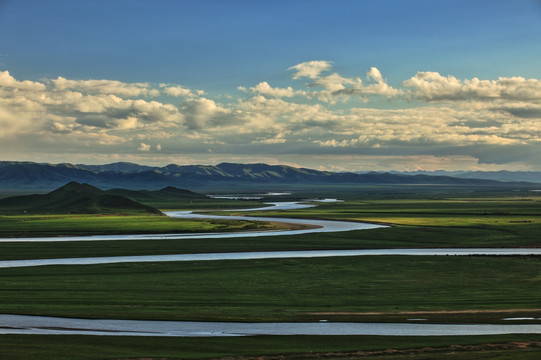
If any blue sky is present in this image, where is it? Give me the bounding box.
[1,0,541,171]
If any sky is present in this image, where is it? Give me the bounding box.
[1,0,541,171]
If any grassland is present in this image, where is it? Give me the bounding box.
[229,193,541,248]
[1,256,540,323]
[237,193,541,226]
[2,186,541,359]
[1,191,540,260]
[0,214,280,238]
[2,334,541,360]
[0,182,272,238]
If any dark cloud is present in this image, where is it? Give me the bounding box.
[497,107,541,119]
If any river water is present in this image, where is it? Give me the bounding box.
[1,314,541,337]
[1,248,541,269]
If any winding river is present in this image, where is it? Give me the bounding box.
[1,248,541,269]
[0,202,382,243]
[2,314,541,337]
[1,201,540,337]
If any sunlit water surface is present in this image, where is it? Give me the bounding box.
[1,314,541,337]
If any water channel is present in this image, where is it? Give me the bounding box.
[2,314,541,337]
[1,248,541,269]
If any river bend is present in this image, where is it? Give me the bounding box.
[0,202,384,243]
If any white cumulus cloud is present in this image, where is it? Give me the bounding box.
[404,72,541,102]
[51,77,159,97]
[246,81,306,98]
[162,85,194,97]
[3,62,541,170]
[288,60,332,79]
[138,142,151,151]
[367,67,383,82]
[180,97,236,130]
[0,70,46,91]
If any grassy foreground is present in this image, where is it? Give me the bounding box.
[2,334,541,360]
[1,256,540,323]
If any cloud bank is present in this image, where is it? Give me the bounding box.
[2,61,541,171]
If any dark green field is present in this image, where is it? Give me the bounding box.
[1,256,540,323]
[2,334,541,360]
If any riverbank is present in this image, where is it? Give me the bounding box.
[2,334,541,360]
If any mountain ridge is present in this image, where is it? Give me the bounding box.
[0,161,538,190]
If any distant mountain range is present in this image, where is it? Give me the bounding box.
[380,170,541,184]
[0,161,538,190]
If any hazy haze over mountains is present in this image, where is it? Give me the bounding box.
[0,161,537,191]
[382,170,541,184]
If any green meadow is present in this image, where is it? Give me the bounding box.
[1,187,541,359]
[2,334,541,360]
[0,214,277,238]
[1,190,540,260]
[0,256,540,323]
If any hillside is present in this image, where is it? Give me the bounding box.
[106,186,211,209]
[0,161,537,190]
[107,186,205,201]
[0,182,163,215]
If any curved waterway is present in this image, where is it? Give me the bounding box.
[1,314,541,337]
[0,202,383,243]
[1,201,541,268]
[223,201,317,211]
[2,248,541,269]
